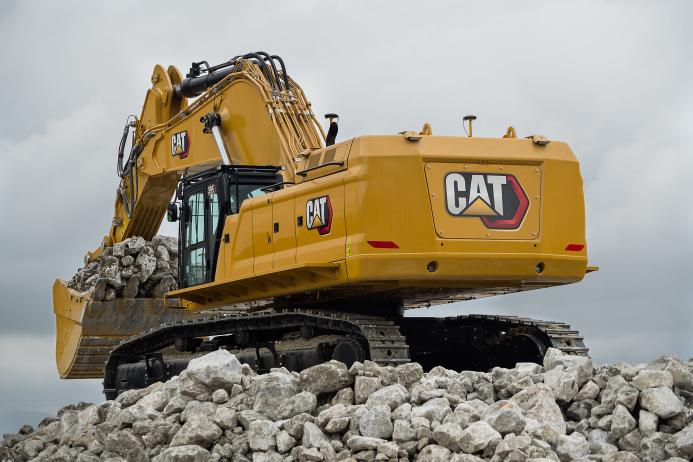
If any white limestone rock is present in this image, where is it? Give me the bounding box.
[410,398,452,422]
[417,444,453,461]
[611,404,637,440]
[633,370,674,390]
[356,404,393,439]
[247,419,278,451]
[302,421,331,449]
[185,350,243,391]
[510,384,566,435]
[431,422,464,450]
[482,399,526,435]
[640,387,684,419]
[276,390,316,420]
[152,445,210,462]
[554,433,590,462]
[458,421,501,454]
[354,376,381,404]
[543,347,593,386]
[299,360,352,395]
[169,416,222,449]
[365,384,410,410]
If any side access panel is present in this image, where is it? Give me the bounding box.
[273,188,297,268]
[294,174,348,265]
[252,195,275,273]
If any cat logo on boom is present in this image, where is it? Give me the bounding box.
[171,131,190,159]
[444,172,529,230]
[306,196,332,235]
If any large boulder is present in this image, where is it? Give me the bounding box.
[355,375,382,404]
[510,384,566,435]
[482,400,526,435]
[356,404,393,439]
[302,421,331,449]
[249,371,301,420]
[169,416,222,448]
[299,360,352,394]
[554,433,590,462]
[458,421,502,454]
[417,444,452,461]
[277,390,317,419]
[247,419,278,451]
[544,366,579,404]
[103,430,147,462]
[365,384,410,410]
[671,423,693,459]
[410,397,452,422]
[640,387,684,418]
[633,370,674,390]
[431,422,464,450]
[185,350,243,391]
[543,348,593,386]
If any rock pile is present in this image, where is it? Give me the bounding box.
[2,349,692,461]
[67,236,179,300]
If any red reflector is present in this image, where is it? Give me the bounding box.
[367,240,399,249]
[565,244,585,251]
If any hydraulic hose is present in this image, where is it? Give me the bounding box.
[270,55,290,91]
[117,120,135,178]
[255,51,282,91]
[116,117,139,218]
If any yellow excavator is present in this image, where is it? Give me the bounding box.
[53,52,594,398]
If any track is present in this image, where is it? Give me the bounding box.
[103,309,587,399]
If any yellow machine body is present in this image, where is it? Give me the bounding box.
[53,56,592,379]
[174,135,587,311]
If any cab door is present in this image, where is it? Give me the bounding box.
[181,179,222,287]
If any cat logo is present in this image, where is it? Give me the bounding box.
[306,196,332,235]
[444,172,529,230]
[171,131,190,159]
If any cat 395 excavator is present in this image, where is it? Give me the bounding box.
[53,52,594,398]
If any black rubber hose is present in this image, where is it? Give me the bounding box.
[241,53,275,91]
[270,55,290,91]
[255,51,282,91]
[117,121,134,177]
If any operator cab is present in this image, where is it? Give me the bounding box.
[170,166,282,288]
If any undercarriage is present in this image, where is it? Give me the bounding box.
[103,309,587,399]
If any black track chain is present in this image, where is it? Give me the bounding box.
[465,313,589,355]
[103,309,410,397]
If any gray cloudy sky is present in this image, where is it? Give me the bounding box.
[1,0,692,434]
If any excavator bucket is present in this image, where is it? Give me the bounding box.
[53,279,198,378]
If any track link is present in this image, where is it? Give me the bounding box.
[466,314,589,355]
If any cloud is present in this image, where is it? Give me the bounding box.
[0,335,102,434]
[0,103,120,334]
